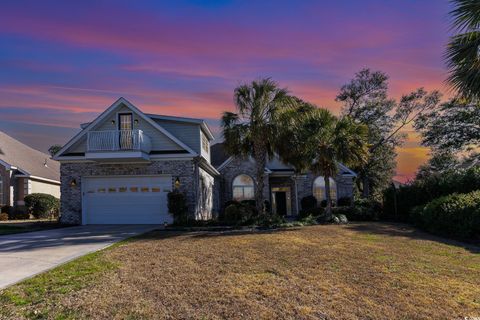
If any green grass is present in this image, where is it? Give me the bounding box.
[0,250,118,319]
[0,225,25,235]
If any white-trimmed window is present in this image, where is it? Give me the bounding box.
[0,175,3,205]
[232,174,254,201]
[313,176,337,202]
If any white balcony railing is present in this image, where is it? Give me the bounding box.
[87,130,152,153]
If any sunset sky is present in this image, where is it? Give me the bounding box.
[0,0,453,182]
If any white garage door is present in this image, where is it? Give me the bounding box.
[83,176,172,224]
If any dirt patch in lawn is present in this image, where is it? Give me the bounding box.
[1,222,479,319]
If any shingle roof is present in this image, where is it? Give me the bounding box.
[0,131,60,182]
[210,143,230,168]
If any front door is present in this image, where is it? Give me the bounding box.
[274,192,287,216]
[118,113,133,149]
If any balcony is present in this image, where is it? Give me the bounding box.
[86,130,152,161]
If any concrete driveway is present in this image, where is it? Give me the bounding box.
[0,225,161,290]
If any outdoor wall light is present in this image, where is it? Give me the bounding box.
[111,120,115,125]
[134,119,139,125]
[70,179,77,187]
[174,177,181,189]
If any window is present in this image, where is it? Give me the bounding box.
[313,176,337,202]
[232,174,254,201]
[0,175,3,205]
[202,133,209,153]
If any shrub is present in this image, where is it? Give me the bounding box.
[301,195,317,210]
[224,200,240,208]
[337,197,352,207]
[383,166,480,221]
[411,191,480,239]
[24,193,59,219]
[12,209,30,220]
[298,207,324,220]
[167,190,188,224]
[0,213,8,221]
[1,205,12,214]
[223,203,254,225]
[254,213,284,228]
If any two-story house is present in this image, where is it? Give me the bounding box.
[55,98,355,225]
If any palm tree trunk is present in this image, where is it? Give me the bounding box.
[253,141,267,214]
[362,176,370,198]
[324,175,332,220]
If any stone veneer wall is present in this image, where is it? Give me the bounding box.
[216,158,355,215]
[60,160,197,224]
[217,157,270,212]
[295,172,355,207]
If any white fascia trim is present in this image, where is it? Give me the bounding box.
[216,156,233,171]
[337,162,357,177]
[150,153,194,159]
[199,158,220,176]
[14,174,60,185]
[54,97,198,160]
[0,159,14,170]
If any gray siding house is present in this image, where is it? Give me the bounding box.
[55,98,355,225]
[0,131,60,209]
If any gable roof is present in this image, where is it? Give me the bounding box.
[211,142,357,176]
[54,97,197,159]
[0,131,60,182]
[146,114,215,140]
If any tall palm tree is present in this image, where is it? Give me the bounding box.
[278,107,369,218]
[221,78,295,213]
[446,0,480,99]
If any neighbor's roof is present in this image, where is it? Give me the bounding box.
[0,131,60,182]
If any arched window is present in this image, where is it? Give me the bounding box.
[313,176,337,202]
[0,175,3,205]
[232,174,254,201]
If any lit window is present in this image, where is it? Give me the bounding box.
[232,174,254,201]
[152,187,161,192]
[108,188,116,193]
[130,187,138,192]
[119,187,127,193]
[141,187,149,192]
[98,188,106,193]
[312,177,337,202]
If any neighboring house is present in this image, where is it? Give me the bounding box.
[0,131,60,208]
[210,143,356,216]
[54,97,356,225]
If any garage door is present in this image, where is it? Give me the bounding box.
[83,176,172,224]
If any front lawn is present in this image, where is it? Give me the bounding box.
[1,223,479,319]
[0,220,64,235]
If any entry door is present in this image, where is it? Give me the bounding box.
[118,113,133,149]
[274,192,287,216]
[83,176,172,224]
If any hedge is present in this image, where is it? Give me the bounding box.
[24,193,59,219]
[411,190,480,239]
[383,166,480,222]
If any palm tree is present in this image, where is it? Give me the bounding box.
[446,0,480,99]
[221,78,295,213]
[278,107,369,218]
